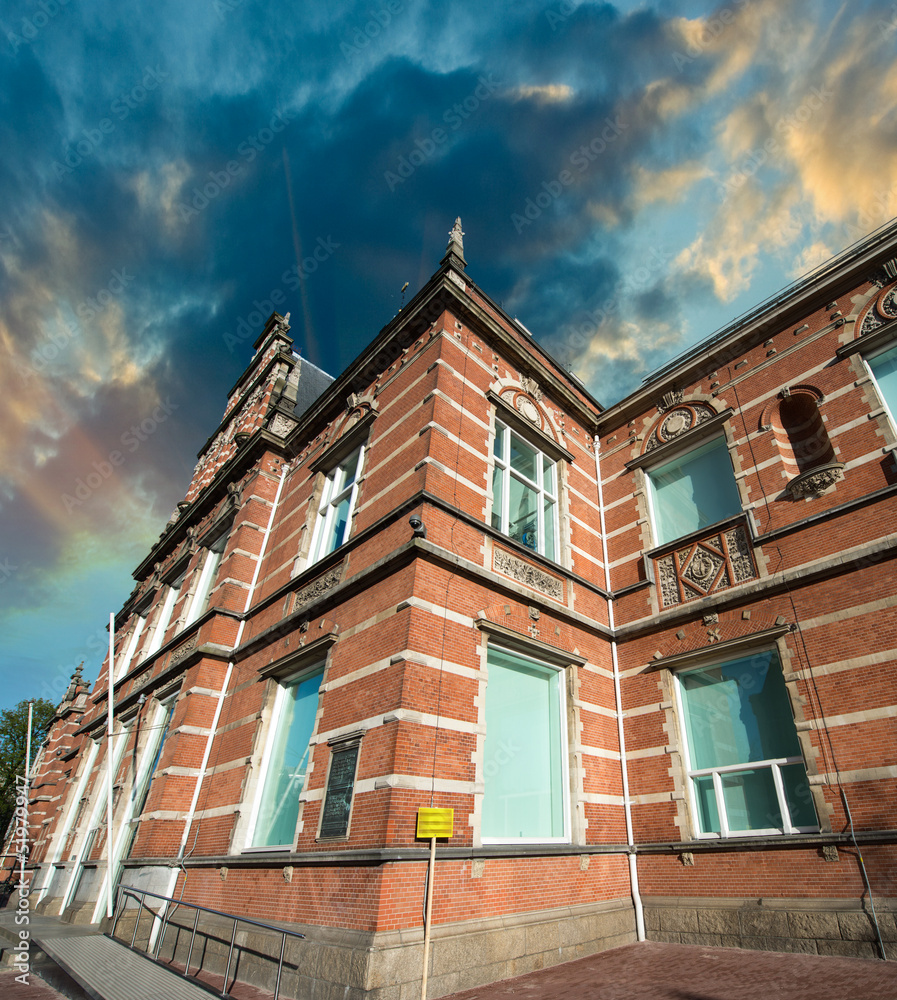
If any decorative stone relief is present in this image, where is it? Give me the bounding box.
[520,376,543,401]
[514,393,542,425]
[170,635,197,666]
[293,567,342,611]
[656,389,684,413]
[654,525,757,608]
[269,412,298,438]
[493,548,563,600]
[786,463,845,500]
[644,403,716,452]
[860,280,897,335]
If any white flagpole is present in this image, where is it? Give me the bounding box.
[107,613,114,920]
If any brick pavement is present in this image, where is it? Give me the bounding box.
[442,942,897,1000]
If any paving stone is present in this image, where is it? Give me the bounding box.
[441,940,897,1000]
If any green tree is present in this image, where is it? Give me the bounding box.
[0,699,56,841]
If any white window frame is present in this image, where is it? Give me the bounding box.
[865,341,897,433]
[144,571,185,657]
[645,434,742,548]
[244,664,324,851]
[673,651,818,840]
[116,614,146,679]
[307,446,365,567]
[185,536,225,626]
[481,645,570,845]
[491,420,560,561]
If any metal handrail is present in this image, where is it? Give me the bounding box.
[111,883,305,1000]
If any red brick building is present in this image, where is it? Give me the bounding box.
[12,219,897,996]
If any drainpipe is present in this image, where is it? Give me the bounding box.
[166,458,292,894]
[594,435,645,941]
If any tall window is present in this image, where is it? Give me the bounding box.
[116,614,146,679]
[249,668,324,848]
[676,650,817,838]
[308,447,364,566]
[647,436,741,546]
[185,537,225,625]
[482,647,568,843]
[867,343,897,426]
[144,572,185,656]
[491,421,559,560]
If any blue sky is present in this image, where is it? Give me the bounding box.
[2,0,896,715]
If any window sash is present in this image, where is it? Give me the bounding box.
[867,343,897,429]
[309,446,364,565]
[676,651,817,838]
[185,544,224,625]
[647,435,741,546]
[249,668,323,848]
[482,647,568,843]
[144,576,183,656]
[492,422,559,559]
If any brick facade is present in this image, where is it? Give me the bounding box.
[8,221,897,996]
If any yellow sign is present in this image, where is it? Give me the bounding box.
[416,807,454,839]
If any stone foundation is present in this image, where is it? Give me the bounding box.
[643,897,897,960]
[109,896,637,1000]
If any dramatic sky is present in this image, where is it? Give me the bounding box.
[2,0,896,717]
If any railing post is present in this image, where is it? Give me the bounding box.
[111,885,124,938]
[185,906,200,977]
[222,918,238,997]
[274,932,287,1000]
[130,891,145,948]
[153,897,170,960]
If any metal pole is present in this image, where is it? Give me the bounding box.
[222,918,238,997]
[274,932,287,1000]
[185,906,200,977]
[131,892,144,948]
[420,836,436,1000]
[107,613,115,920]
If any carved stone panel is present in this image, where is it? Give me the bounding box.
[493,548,563,600]
[644,403,716,452]
[654,524,757,608]
[293,567,342,612]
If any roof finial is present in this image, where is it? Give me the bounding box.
[441,217,467,270]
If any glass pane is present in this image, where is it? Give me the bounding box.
[253,670,323,846]
[693,775,720,834]
[325,495,351,554]
[870,344,897,417]
[722,768,782,831]
[510,435,538,482]
[483,649,564,839]
[680,652,801,769]
[649,436,741,546]
[543,497,556,561]
[491,466,503,530]
[782,762,818,827]
[542,455,555,495]
[493,424,505,460]
[508,477,538,549]
[341,448,361,489]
